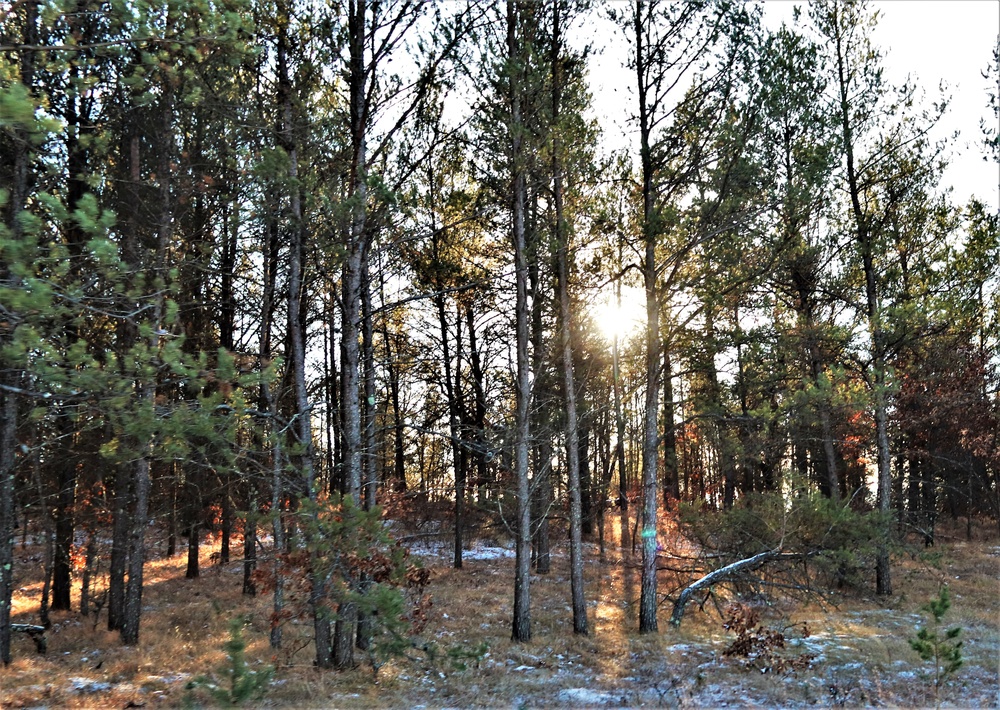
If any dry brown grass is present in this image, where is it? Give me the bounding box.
[1,514,997,708]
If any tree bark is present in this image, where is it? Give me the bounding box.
[333,0,369,668]
[552,0,587,634]
[509,0,532,644]
[831,2,892,594]
[669,548,781,627]
[635,0,660,635]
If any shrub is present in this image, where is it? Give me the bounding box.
[909,586,963,701]
[185,617,273,708]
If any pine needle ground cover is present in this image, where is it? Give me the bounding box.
[0,518,997,708]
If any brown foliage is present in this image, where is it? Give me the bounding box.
[722,602,816,674]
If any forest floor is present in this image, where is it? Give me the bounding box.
[0,514,998,709]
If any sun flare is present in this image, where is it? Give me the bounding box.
[590,286,646,342]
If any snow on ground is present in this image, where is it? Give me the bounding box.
[408,540,517,560]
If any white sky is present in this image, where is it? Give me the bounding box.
[584,1,1000,212]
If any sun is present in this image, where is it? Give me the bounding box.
[590,285,646,343]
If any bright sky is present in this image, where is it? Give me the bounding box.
[584,1,1000,211]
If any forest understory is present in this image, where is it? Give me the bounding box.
[0,512,997,709]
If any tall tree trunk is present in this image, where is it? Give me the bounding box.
[635,0,660,634]
[333,0,368,668]
[509,0,532,644]
[275,22,329,666]
[51,453,76,610]
[833,11,892,595]
[0,1,36,662]
[122,76,174,645]
[431,233,464,569]
[613,285,629,552]
[380,271,407,493]
[107,466,130,631]
[527,192,550,576]
[466,305,488,502]
[356,258,377,651]
[0,387,17,664]
[662,346,680,506]
[552,0,586,634]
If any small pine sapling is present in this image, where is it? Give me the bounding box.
[909,586,963,701]
[185,617,274,708]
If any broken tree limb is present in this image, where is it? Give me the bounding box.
[669,548,782,628]
[11,624,47,653]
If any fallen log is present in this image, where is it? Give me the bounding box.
[11,623,47,654]
[669,548,783,628]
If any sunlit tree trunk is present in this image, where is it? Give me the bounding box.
[551,0,587,635]
[635,0,660,634]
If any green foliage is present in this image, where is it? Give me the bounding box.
[185,617,274,708]
[909,586,963,695]
[446,641,489,672]
[679,482,888,591]
[283,495,432,668]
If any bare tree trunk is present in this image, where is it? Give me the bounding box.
[80,529,98,615]
[0,1,37,662]
[122,70,174,645]
[0,388,17,664]
[552,0,586,635]
[333,0,369,668]
[509,0,532,644]
[635,0,660,635]
[662,346,680,506]
[613,288,629,552]
[467,305,488,502]
[107,467,130,631]
[121,455,151,645]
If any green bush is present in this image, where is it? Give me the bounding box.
[678,482,888,593]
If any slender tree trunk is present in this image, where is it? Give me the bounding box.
[356,258,377,651]
[635,0,660,634]
[466,305,488,502]
[121,454,150,646]
[275,24,329,665]
[0,2,37,662]
[613,289,629,552]
[509,0,532,643]
[431,245,464,569]
[833,12,892,595]
[662,346,679,506]
[80,529,98,615]
[242,488,257,596]
[51,442,76,610]
[0,387,16,664]
[220,474,232,565]
[552,0,586,634]
[186,512,200,578]
[122,69,175,645]
[107,467,130,631]
[381,271,407,493]
[259,181,283,646]
[333,0,368,668]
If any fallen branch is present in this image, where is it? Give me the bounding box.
[669,548,784,628]
[11,624,47,654]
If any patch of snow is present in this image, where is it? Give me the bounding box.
[144,673,190,685]
[462,544,515,560]
[69,677,113,694]
[512,665,535,672]
[558,688,623,705]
